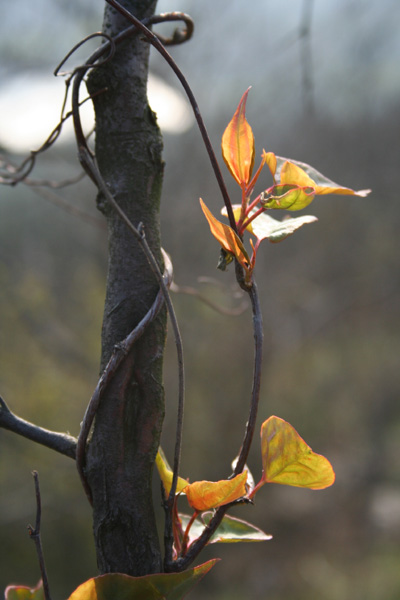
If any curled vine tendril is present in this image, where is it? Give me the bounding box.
[0,12,194,188]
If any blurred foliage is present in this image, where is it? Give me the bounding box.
[1,1,400,599]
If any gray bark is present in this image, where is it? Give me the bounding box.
[85,0,166,575]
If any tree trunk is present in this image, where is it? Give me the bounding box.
[85,0,166,575]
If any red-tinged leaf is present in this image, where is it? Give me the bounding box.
[156,447,188,496]
[179,512,272,546]
[260,416,335,490]
[275,156,371,197]
[5,581,44,600]
[221,88,255,186]
[263,184,315,211]
[67,561,219,600]
[185,471,247,512]
[249,212,318,243]
[200,199,251,271]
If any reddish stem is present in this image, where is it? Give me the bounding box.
[248,477,265,500]
[246,156,266,198]
[239,206,265,236]
[181,510,200,555]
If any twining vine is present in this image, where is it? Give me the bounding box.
[0,1,369,596]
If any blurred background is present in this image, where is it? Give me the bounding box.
[1,1,399,598]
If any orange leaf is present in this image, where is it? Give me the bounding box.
[221,88,255,187]
[200,199,251,271]
[260,416,335,490]
[185,472,247,511]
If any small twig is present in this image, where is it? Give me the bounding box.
[27,471,52,600]
[0,396,77,459]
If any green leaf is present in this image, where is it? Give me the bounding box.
[5,582,44,600]
[248,212,317,243]
[179,512,272,545]
[67,560,218,600]
[260,416,335,490]
[262,184,316,211]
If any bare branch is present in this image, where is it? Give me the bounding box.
[0,396,77,459]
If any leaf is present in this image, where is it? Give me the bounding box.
[231,456,255,493]
[200,199,251,272]
[260,416,335,490]
[179,512,272,546]
[5,581,44,600]
[156,447,188,496]
[249,212,318,243]
[262,150,277,180]
[221,88,255,186]
[263,184,316,211]
[275,157,371,197]
[67,560,218,600]
[185,471,247,512]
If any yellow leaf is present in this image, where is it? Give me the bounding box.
[278,158,371,197]
[200,199,251,272]
[262,150,277,180]
[155,448,188,496]
[260,416,335,490]
[221,88,255,187]
[185,472,248,512]
[314,184,371,196]
[280,161,315,188]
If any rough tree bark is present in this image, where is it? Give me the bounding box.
[84,0,166,575]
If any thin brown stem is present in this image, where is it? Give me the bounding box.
[165,280,263,572]
[28,471,52,600]
[105,0,237,233]
[233,281,263,474]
